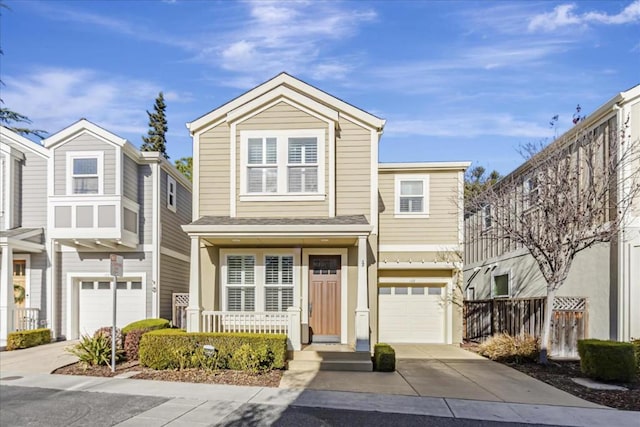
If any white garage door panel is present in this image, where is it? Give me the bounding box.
[379,288,445,343]
[79,281,145,337]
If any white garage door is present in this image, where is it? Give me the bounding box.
[378,285,446,343]
[78,279,145,337]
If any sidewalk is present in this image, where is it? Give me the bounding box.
[0,372,637,426]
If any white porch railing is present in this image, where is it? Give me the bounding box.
[14,308,41,331]
[202,311,289,334]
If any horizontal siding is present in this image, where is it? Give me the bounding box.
[378,251,441,263]
[159,253,190,321]
[199,122,231,216]
[21,150,48,228]
[54,134,117,195]
[378,171,459,245]
[236,101,330,217]
[56,250,153,338]
[336,117,370,219]
[0,153,5,231]
[160,169,191,254]
[123,154,138,201]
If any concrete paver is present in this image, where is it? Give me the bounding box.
[0,340,78,374]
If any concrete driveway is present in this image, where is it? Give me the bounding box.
[392,344,598,407]
[0,340,78,374]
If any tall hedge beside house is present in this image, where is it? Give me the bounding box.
[138,330,287,371]
[578,339,635,382]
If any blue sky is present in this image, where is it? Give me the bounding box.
[2,0,639,174]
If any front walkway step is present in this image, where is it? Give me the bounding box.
[287,350,373,371]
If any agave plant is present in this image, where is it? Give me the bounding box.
[68,334,124,367]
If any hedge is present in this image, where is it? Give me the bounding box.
[6,328,51,350]
[373,343,396,372]
[578,339,635,382]
[122,318,170,335]
[632,338,640,377]
[138,330,287,371]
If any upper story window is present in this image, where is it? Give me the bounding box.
[240,130,325,200]
[482,205,492,229]
[67,152,103,195]
[394,174,429,218]
[523,176,539,210]
[167,175,177,212]
[492,271,510,298]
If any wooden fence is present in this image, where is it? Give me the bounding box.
[463,296,587,358]
[172,293,189,329]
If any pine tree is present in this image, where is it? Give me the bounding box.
[141,92,169,159]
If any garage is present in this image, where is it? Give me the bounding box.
[78,279,145,337]
[378,285,446,343]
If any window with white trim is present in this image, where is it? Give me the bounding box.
[394,175,429,217]
[482,205,492,229]
[523,177,539,210]
[492,272,510,298]
[66,152,103,195]
[264,255,294,311]
[241,130,325,197]
[226,255,256,311]
[167,175,177,212]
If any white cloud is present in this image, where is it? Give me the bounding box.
[529,1,640,32]
[2,68,186,138]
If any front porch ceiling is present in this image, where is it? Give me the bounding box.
[55,238,137,250]
[202,236,360,247]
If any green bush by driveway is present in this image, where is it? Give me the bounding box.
[6,328,51,350]
[373,343,396,372]
[578,339,635,382]
[122,318,170,334]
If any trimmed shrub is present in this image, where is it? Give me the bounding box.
[374,343,396,372]
[6,328,51,350]
[68,334,125,367]
[138,330,287,371]
[632,338,640,377]
[478,333,539,363]
[124,328,150,361]
[122,318,170,335]
[94,327,123,350]
[578,339,635,382]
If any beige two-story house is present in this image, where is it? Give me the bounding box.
[183,73,468,355]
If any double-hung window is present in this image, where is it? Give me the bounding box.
[395,175,429,217]
[247,137,278,193]
[264,255,294,311]
[288,138,318,193]
[226,255,256,311]
[167,175,177,212]
[523,177,539,210]
[67,152,103,195]
[241,130,324,198]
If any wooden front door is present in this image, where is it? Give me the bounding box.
[309,255,341,342]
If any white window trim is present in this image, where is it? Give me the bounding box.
[482,205,492,230]
[239,129,325,201]
[167,174,177,213]
[220,249,300,313]
[394,174,430,218]
[66,151,104,195]
[491,269,512,298]
[264,254,295,312]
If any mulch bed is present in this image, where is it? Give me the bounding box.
[461,342,639,411]
[53,361,283,388]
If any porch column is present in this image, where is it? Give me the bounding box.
[355,235,370,352]
[0,243,14,343]
[186,236,202,332]
[287,306,302,351]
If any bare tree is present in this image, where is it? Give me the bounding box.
[467,116,640,363]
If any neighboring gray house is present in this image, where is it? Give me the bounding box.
[0,120,192,345]
[463,84,640,342]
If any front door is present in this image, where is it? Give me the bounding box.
[13,260,26,308]
[309,255,341,342]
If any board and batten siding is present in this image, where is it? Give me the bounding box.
[336,117,371,219]
[159,253,190,320]
[235,101,330,217]
[137,164,153,245]
[56,251,153,338]
[21,150,48,228]
[53,134,117,195]
[160,169,191,254]
[122,154,139,202]
[378,170,460,245]
[199,121,230,216]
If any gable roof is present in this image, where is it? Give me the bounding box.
[0,126,50,159]
[43,119,129,149]
[187,72,386,134]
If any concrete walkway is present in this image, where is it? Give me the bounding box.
[0,340,77,374]
[0,372,636,426]
[281,344,601,408]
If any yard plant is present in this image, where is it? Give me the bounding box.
[478,333,539,363]
[578,339,636,382]
[373,343,396,372]
[68,334,125,367]
[6,328,51,350]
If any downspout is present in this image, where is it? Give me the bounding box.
[151,161,160,318]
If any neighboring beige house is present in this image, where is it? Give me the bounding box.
[0,121,192,346]
[463,84,640,342]
[183,73,469,355]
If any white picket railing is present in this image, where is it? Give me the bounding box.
[202,311,289,334]
[14,308,41,331]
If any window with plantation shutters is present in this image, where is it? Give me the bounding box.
[265,255,294,311]
[288,137,318,193]
[226,255,256,311]
[395,175,430,217]
[247,137,277,193]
